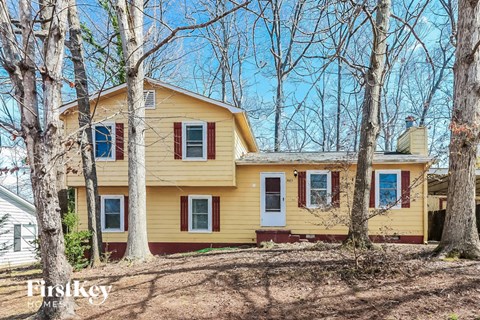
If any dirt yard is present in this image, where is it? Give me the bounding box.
[1,243,480,320]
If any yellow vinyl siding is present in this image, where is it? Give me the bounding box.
[63,84,236,187]
[396,127,428,156]
[234,124,248,159]
[75,162,427,245]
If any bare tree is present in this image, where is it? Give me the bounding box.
[254,0,327,151]
[114,0,151,260]
[435,0,480,258]
[67,0,103,266]
[345,0,391,248]
[0,0,75,317]
[113,0,249,261]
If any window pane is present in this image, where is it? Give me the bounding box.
[186,126,203,141]
[266,178,280,193]
[186,146,203,158]
[192,199,208,214]
[95,126,112,158]
[105,214,120,229]
[379,189,397,206]
[310,189,327,206]
[379,174,398,206]
[13,224,21,252]
[266,194,281,211]
[310,174,327,189]
[104,198,121,214]
[192,214,208,230]
[22,225,36,238]
[379,174,397,189]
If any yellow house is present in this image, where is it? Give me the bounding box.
[61,78,431,258]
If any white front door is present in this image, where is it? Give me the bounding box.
[260,172,286,227]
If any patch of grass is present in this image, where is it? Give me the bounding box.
[179,246,240,256]
[195,247,238,254]
[447,313,459,320]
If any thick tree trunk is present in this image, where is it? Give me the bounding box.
[345,0,391,248]
[436,0,480,259]
[116,0,151,260]
[0,0,76,317]
[67,0,103,266]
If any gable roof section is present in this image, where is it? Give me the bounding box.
[60,78,257,152]
[0,186,35,215]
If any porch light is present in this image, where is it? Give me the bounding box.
[293,169,298,178]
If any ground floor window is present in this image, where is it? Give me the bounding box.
[13,224,36,252]
[101,195,124,232]
[188,195,212,232]
[306,170,332,208]
[376,170,401,209]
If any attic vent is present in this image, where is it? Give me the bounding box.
[144,90,155,109]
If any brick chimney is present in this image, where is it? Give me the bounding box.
[397,116,428,156]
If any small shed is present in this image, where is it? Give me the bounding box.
[0,186,37,266]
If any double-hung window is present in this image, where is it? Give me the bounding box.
[13,224,37,252]
[101,195,124,232]
[306,170,332,208]
[182,122,206,160]
[188,195,212,232]
[375,170,401,209]
[93,123,115,160]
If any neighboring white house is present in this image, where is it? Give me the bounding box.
[0,185,37,266]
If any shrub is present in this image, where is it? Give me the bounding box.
[63,211,91,270]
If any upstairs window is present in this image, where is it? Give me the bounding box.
[93,123,115,160]
[376,170,401,209]
[144,90,155,109]
[306,171,331,208]
[182,122,206,160]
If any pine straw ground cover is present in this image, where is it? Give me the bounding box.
[1,243,480,320]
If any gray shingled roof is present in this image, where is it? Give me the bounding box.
[236,152,432,165]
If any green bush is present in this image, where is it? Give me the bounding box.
[63,211,91,270]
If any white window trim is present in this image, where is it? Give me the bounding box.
[182,122,207,161]
[375,170,402,209]
[101,195,125,232]
[93,122,116,161]
[144,90,156,109]
[306,170,332,208]
[20,224,37,251]
[13,224,37,251]
[188,195,212,233]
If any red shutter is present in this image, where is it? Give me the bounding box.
[369,171,375,208]
[174,122,182,159]
[212,196,220,232]
[298,171,306,207]
[180,196,188,231]
[124,196,129,232]
[115,123,124,160]
[207,122,216,160]
[401,171,411,208]
[331,171,340,208]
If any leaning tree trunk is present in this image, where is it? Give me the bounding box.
[345,0,391,248]
[115,0,151,260]
[0,0,76,317]
[67,0,103,266]
[436,0,480,259]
